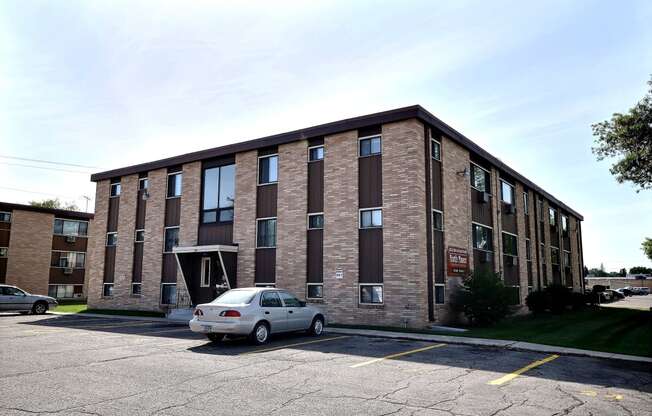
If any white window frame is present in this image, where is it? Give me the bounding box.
[102,283,114,297]
[432,209,444,231]
[255,283,276,288]
[109,182,121,198]
[359,207,383,229]
[0,247,8,258]
[501,231,518,257]
[51,250,86,269]
[359,283,384,305]
[561,215,569,233]
[470,162,491,193]
[257,154,279,186]
[139,177,149,190]
[471,221,493,252]
[500,179,515,205]
[306,283,324,300]
[53,218,90,237]
[160,283,177,305]
[523,192,529,215]
[131,282,142,296]
[200,257,211,288]
[255,217,277,248]
[431,138,441,161]
[358,134,382,157]
[106,232,117,247]
[0,211,11,223]
[434,283,445,304]
[307,145,324,162]
[163,226,180,253]
[549,207,557,226]
[134,229,145,243]
[48,284,77,299]
[166,171,182,199]
[307,213,324,230]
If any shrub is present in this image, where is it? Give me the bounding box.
[525,285,587,313]
[452,269,514,326]
[525,290,548,313]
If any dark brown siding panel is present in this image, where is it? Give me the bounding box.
[0,222,11,230]
[49,268,85,285]
[358,125,382,137]
[132,243,143,283]
[359,229,383,283]
[255,248,276,284]
[256,185,277,218]
[165,198,181,227]
[308,137,324,147]
[258,146,278,157]
[0,230,10,247]
[431,160,443,211]
[0,258,7,283]
[307,161,324,213]
[52,235,88,252]
[501,207,517,234]
[135,193,146,229]
[358,155,382,208]
[503,259,519,286]
[198,223,234,245]
[525,215,531,238]
[471,190,493,225]
[527,262,533,286]
[307,230,323,283]
[103,247,116,283]
[161,253,177,283]
[434,231,445,283]
[107,198,120,232]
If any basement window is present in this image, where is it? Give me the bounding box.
[308,213,324,230]
[102,283,114,297]
[360,284,383,304]
[435,284,445,304]
[359,208,382,228]
[307,283,323,299]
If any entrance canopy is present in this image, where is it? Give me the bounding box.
[173,244,238,254]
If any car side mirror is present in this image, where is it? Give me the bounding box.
[299,301,306,307]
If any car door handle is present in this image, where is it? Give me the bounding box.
[264,311,270,315]
[288,310,293,314]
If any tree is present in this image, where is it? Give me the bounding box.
[643,238,652,262]
[619,268,627,277]
[29,198,79,211]
[591,76,652,191]
[630,266,652,275]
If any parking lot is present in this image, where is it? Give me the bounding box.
[1,313,650,415]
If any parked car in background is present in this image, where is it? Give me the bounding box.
[631,287,650,296]
[0,284,58,314]
[605,289,625,300]
[616,287,633,296]
[189,287,325,345]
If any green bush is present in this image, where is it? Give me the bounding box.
[452,270,514,326]
[525,290,548,313]
[525,285,587,313]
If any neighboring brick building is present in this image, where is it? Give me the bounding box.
[0,202,94,299]
[87,105,584,327]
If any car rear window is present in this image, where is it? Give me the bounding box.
[212,290,257,305]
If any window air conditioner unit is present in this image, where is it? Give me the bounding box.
[480,251,492,263]
[66,235,77,243]
[477,192,490,204]
[63,268,74,275]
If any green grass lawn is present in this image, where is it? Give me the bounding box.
[52,301,164,318]
[53,300,87,314]
[332,307,652,357]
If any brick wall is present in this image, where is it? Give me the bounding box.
[5,210,54,295]
[233,151,258,288]
[276,140,308,297]
[87,180,109,308]
[542,199,553,284]
[113,174,137,301]
[178,162,201,299]
[515,182,528,303]
[492,169,502,272]
[569,216,582,291]
[527,190,541,290]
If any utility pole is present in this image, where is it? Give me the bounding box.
[81,195,91,212]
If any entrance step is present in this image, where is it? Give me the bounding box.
[166,307,194,322]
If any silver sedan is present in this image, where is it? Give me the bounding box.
[189,287,325,344]
[0,284,58,314]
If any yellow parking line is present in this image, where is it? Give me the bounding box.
[350,343,446,368]
[488,354,559,385]
[240,336,349,355]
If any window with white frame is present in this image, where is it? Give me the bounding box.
[0,211,11,222]
[562,215,569,233]
[202,164,235,223]
[103,283,114,297]
[110,182,121,197]
[432,210,443,231]
[523,192,529,215]
[472,223,493,251]
[470,163,490,192]
[435,284,445,304]
[500,180,514,205]
[308,146,324,161]
[431,139,441,161]
[549,207,557,227]
[0,247,7,258]
[307,213,324,230]
[139,177,149,190]
[52,251,85,268]
[200,257,211,288]
[502,232,518,257]
[134,229,145,243]
[106,232,117,246]
[48,284,75,299]
[164,227,179,252]
[54,219,88,236]
[161,283,176,304]
[256,218,277,248]
[258,155,278,185]
[167,172,182,198]
[359,135,381,157]
[360,208,382,228]
[359,284,383,304]
[307,283,323,299]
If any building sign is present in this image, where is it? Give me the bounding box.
[335,268,343,279]
[447,246,469,276]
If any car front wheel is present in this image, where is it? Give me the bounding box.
[250,322,270,345]
[308,317,324,336]
[32,301,48,315]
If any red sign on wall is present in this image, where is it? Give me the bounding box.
[447,246,469,276]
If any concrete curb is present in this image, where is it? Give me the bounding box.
[324,327,652,364]
[49,311,189,324]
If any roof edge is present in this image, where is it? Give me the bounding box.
[0,201,94,219]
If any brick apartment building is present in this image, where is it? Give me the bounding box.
[0,202,94,299]
[86,105,584,327]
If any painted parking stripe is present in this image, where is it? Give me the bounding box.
[487,354,559,385]
[240,336,350,355]
[350,343,446,368]
[66,321,161,330]
[132,327,191,336]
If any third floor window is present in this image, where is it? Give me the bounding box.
[202,164,235,223]
[167,172,182,198]
[470,164,490,193]
[258,155,278,185]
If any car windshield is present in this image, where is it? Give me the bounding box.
[212,290,257,305]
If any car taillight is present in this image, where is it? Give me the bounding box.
[193,309,203,316]
[219,310,241,318]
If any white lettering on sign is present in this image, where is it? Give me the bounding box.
[335,269,343,279]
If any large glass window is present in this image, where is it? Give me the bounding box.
[360,284,383,304]
[537,199,544,222]
[431,140,441,161]
[359,136,381,157]
[360,208,382,228]
[523,192,529,215]
[549,207,557,226]
[307,284,323,299]
[257,218,277,248]
[202,164,235,223]
[54,219,88,236]
[309,146,324,161]
[161,284,176,304]
[167,172,182,198]
[53,252,85,268]
[472,224,493,251]
[110,182,121,197]
[435,284,445,304]
[502,232,518,256]
[500,180,514,205]
[164,227,179,252]
[470,164,490,192]
[258,155,278,185]
[562,215,569,233]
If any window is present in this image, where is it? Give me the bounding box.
[562,215,569,233]
[2,286,25,296]
[256,218,277,248]
[359,135,381,157]
[279,291,302,307]
[106,232,117,246]
[167,172,182,198]
[0,211,11,222]
[49,284,74,299]
[551,247,560,265]
[563,250,571,267]
[215,289,257,304]
[549,207,557,226]
[540,244,546,264]
[360,208,382,228]
[470,163,490,192]
[523,192,529,215]
[307,283,323,299]
[435,284,445,304]
[131,283,142,296]
[164,227,179,252]
[308,213,324,230]
[433,210,443,231]
[308,146,324,161]
[258,155,278,185]
[360,284,383,304]
[134,229,145,243]
[431,139,441,161]
[525,239,532,261]
[54,219,88,236]
[52,252,85,268]
[500,180,514,205]
[472,224,493,251]
[103,283,114,297]
[202,164,235,223]
[200,257,211,288]
[161,284,176,305]
[139,177,149,190]
[502,232,518,256]
[110,182,121,197]
[0,247,7,257]
[260,291,282,307]
[537,199,544,222]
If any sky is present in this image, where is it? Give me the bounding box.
[1,0,651,271]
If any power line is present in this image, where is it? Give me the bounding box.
[0,155,99,169]
[0,186,83,200]
[0,161,92,174]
